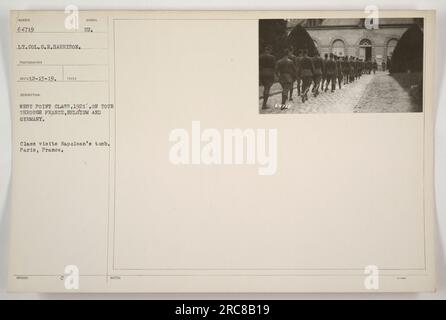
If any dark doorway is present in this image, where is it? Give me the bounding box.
[365,46,372,61]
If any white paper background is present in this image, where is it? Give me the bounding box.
[0,0,445,299]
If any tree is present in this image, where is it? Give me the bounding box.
[259,19,288,57]
[390,24,423,73]
[287,24,319,57]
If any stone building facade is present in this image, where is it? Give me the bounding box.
[287,18,420,70]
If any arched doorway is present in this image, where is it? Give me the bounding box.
[331,39,345,57]
[386,38,398,63]
[359,38,372,61]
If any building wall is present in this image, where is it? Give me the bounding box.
[286,19,417,70]
[307,27,406,67]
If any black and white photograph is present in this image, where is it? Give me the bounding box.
[259,18,424,113]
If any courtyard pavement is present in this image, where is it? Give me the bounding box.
[259,72,421,113]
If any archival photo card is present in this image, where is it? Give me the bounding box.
[8,10,436,293]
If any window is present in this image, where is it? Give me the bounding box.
[332,39,345,56]
[359,39,372,46]
[306,19,324,27]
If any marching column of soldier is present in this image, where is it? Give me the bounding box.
[260,45,379,110]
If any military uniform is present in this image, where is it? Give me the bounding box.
[275,56,296,104]
[366,60,372,74]
[360,60,365,77]
[287,53,297,100]
[321,56,329,91]
[348,58,355,83]
[300,55,314,102]
[373,61,378,74]
[294,55,303,96]
[324,57,337,92]
[259,52,276,87]
[335,57,343,89]
[259,51,276,108]
[341,57,350,85]
[312,55,324,96]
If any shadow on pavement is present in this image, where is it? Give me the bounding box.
[390,72,423,112]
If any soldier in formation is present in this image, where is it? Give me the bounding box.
[324,53,337,93]
[259,45,276,109]
[275,47,296,108]
[261,45,380,109]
